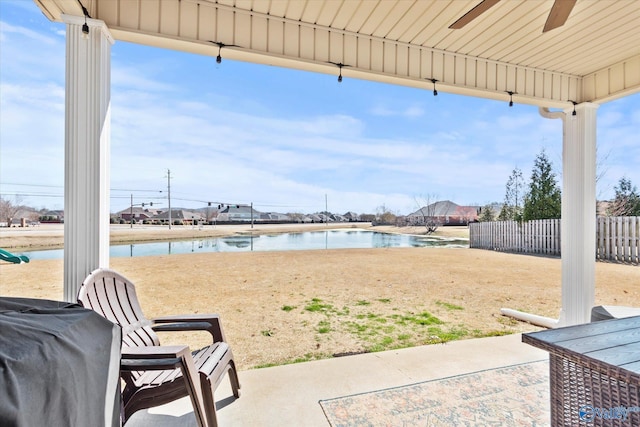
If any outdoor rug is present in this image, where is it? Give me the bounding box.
[319,360,550,426]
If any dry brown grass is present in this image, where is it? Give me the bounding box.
[1,224,638,370]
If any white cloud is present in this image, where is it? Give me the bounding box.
[369,102,425,118]
[0,20,58,46]
[112,66,179,93]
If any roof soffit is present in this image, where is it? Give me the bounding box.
[33,0,640,107]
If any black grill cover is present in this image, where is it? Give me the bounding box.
[0,297,121,427]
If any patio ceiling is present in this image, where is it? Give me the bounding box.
[35,0,640,109]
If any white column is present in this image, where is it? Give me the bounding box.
[502,104,598,328]
[61,15,114,302]
[558,103,598,326]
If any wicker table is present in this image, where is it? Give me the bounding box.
[523,316,640,426]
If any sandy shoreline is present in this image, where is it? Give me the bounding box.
[1,224,638,370]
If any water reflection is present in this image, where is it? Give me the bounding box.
[372,232,395,248]
[221,236,251,248]
[22,230,468,260]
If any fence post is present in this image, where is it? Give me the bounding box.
[633,217,638,264]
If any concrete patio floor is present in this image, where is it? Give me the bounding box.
[127,333,548,427]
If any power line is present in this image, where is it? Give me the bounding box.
[3,183,323,212]
[110,194,165,200]
[1,192,165,202]
[0,182,63,188]
[2,182,164,194]
[111,188,163,193]
[0,192,63,198]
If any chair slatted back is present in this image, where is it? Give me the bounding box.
[78,268,160,348]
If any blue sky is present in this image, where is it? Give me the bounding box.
[1,1,639,215]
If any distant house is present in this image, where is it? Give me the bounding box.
[117,207,159,222]
[343,211,359,222]
[219,205,259,222]
[306,214,324,223]
[41,210,64,223]
[152,209,205,225]
[359,213,376,223]
[330,214,347,222]
[407,200,479,226]
[259,212,290,221]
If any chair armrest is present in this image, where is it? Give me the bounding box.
[154,314,220,322]
[152,315,226,342]
[120,345,190,371]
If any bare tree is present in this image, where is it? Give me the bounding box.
[26,210,40,222]
[607,177,640,216]
[498,167,525,221]
[375,204,397,225]
[0,196,24,227]
[413,195,450,234]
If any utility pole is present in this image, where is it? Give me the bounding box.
[166,169,172,229]
[129,195,154,229]
[325,194,328,226]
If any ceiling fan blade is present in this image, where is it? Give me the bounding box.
[543,0,577,33]
[449,0,501,29]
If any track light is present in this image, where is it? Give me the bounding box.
[429,79,438,96]
[506,91,515,107]
[569,100,577,116]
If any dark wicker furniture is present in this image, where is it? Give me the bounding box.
[523,316,640,426]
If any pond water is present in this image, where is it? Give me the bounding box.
[20,229,468,260]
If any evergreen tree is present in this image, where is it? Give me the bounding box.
[522,149,561,221]
[607,177,640,216]
[478,204,496,222]
[497,167,525,221]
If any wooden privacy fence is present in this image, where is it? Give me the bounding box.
[470,219,560,256]
[596,216,639,264]
[470,217,639,264]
